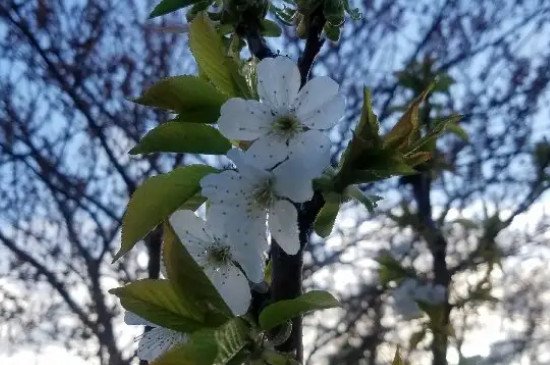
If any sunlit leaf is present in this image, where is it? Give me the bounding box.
[110,279,204,332]
[259,291,340,331]
[134,75,226,122]
[189,13,249,97]
[129,122,231,155]
[313,193,341,238]
[114,165,216,261]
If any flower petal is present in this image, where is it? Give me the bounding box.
[298,94,345,130]
[229,212,268,283]
[137,327,187,362]
[269,199,300,255]
[257,57,301,110]
[218,98,273,140]
[207,203,267,252]
[200,170,253,205]
[169,210,211,263]
[205,264,251,315]
[287,130,331,178]
[227,149,272,182]
[294,76,339,114]
[294,76,345,129]
[272,159,315,203]
[245,135,289,169]
[124,311,154,327]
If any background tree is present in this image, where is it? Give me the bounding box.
[1,0,549,364]
[0,1,194,363]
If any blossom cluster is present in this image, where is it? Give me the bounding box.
[169,56,345,317]
[121,57,345,362]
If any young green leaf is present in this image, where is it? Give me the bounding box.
[134,76,226,121]
[129,122,231,155]
[163,223,232,321]
[114,165,216,261]
[149,0,205,18]
[383,89,430,151]
[151,329,218,365]
[152,318,250,365]
[189,13,249,97]
[213,317,250,365]
[110,279,205,332]
[344,186,381,213]
[313,192,341,238]
[259,291,340,331]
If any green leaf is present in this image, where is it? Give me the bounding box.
[163,223,232,320]
[259,291,340,331]
[344,186,381,213]
[392,347,404,365]
[110,279,204,332]
[135,75,226,122]
[149,0,204,18]
[384,89,430,151]
[152,329,218,365]
[405,114,463,154]
[261,19,282,37]
[335,88,383,189]
[213,318,250,365]
[313,193,341,238]
[130,122,231,155]
[189,13,248,97]
[114,165,216,261]
[152,318,250,365]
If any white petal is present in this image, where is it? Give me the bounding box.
[200,170,253,204]
[227,149,272,182]
[245,134,290,169]
[137,327,187,362]
[257,57,301,110]
[269,199,300,255]
[208,203,268,254]
[298,94,345,130]
[230,213,268,283]
[287,130,331,178]
[218,98,273,140]
[124,311,154,327]
[272,159,315,203]
[169,210,211,263]
[205,264,251,315]
[294,76,345,130]
[294,76,339,115]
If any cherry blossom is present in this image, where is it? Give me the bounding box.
[169,209,266,315]
[217,56,345,172]
[201,148,319,255]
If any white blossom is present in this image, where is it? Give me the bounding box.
[201,149,316,255]
[217,56,345,174]
[392,278,446,318]
[124,311,187,362]
[169,209,265,315]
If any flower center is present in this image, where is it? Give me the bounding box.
[252,178,275,208]
[272,115,301,138]
[207,245,232,266]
